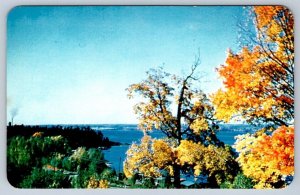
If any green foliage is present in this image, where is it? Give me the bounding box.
[220,181,233,189]
[87,148,106,174]
[20,168,70,188]
[142,178,155,188]
[70,169,90,188]
[126,174,138,186]
[232,173,254,189]
[100,168,116,180]
[220,173,254,189]
[7,135,71,187]
[7,126,116,188]
[7,135,71,168]
[7,136,31,168]
[64,147,110,188]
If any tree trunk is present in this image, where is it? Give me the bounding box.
[173,164,181,188]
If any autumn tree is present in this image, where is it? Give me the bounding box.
[124,135,174,179]
[234,126,294,188]
[212,6,294,126]
[125,59,238,188]
[212,6,294,188]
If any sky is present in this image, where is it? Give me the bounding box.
[7,6,249,125]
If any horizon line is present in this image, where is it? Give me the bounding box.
[8,122,248,126]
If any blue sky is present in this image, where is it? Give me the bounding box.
[7,6,247,125]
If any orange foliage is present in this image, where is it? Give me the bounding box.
[234,126,294,188]
[32,132,43,137]
[213,6,294,189]
[212,6,294,126]
[254,126,294,176]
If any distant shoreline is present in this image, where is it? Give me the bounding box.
[7,124,122,149]
[8,123,249,126]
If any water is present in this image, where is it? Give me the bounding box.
[90,124,262,173]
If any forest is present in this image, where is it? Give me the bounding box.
[7,6,294,189]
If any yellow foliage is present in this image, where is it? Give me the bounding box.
[124,135,170,178]
[70,147,86,163]
[87,176,109,189]
[99,180,109,188]
[176,140,237,185]
[87,176,99,188]
[50,135,63,142]
[190,118,209,134]
[124,133,242,189]
[125,138,237,185]
[234,126,294,188]
[152,139,174,168]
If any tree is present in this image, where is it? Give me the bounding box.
[234,126,294,188]
[124,135,238,188]
[212,6,294,126]
[211,6,294,188]
[125,59,238,188]
[124,135,174,179]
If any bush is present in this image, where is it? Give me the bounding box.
[142,178,155,188]
[100,168,116,180]
[220,173,254,189]
[232,173,254,189]
[220,181,233,189]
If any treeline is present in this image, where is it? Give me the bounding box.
[7,125,120,149]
